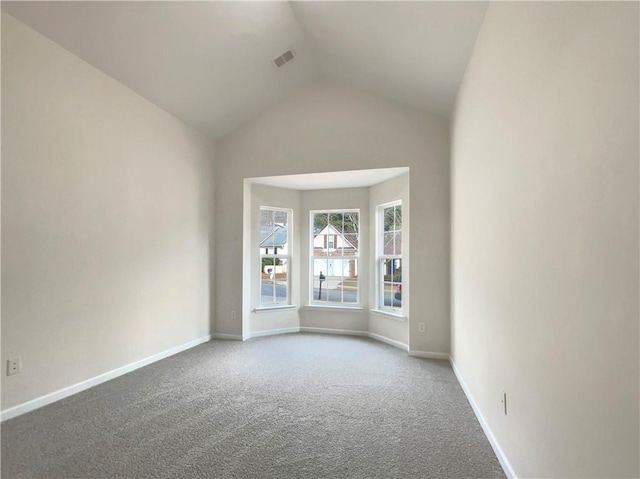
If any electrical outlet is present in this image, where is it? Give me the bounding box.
[418,322,425,333]
[230,310,236,320]
[501,391,507,415]
[7,357,21,376]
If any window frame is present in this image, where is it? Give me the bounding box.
[309,209,361,307]
[258,206,292,309]
[376,200,403,315]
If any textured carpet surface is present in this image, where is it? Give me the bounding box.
[2,333,505,478]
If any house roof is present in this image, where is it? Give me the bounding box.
[1,1,488,141]
[383,231,402,256]
[314,225,359,250]
[343,234,359,251]
[260,225,288,248]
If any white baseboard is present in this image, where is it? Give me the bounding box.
[450,358,517,479]
[1,334,212,422]
[408,350,450,360]
[244,327,402,348]
[300,327,408,352]
[300,326,368,337]
[212,333,244,341]
[367,332,408,351]
[249,327,300,339]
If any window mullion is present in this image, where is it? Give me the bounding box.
[259,207,291,307]
[376,201,402,312]
[311,209,359,306]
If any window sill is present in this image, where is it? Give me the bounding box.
[254,305,297,314]
[303,304,365,313]
[370,309,407,321]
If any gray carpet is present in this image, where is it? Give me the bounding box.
[2,333,505,478]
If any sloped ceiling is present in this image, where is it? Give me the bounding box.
[1,1,488,141]
[291,2,488,118]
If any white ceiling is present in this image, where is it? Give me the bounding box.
[2,1,488,141]
[248,167,409,191]
[290,1,488,118]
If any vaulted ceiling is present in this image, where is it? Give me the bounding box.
[2,1,488,141]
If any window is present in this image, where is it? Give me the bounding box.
[377,201,402,313]
[311,210,359,305]
[259,207,291,307]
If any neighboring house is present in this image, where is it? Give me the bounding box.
[312,225,358,277]
[259,224,288,256]
[383,231,402,256]
[260,224,288,275]
[382,230,402,280]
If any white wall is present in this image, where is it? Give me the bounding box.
[451,3,639,477]
[369,173,410,347]
[247,183,300,335]
[215,79,450,354]
[1,14,215,410]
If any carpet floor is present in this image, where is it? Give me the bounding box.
[2,333,505,478]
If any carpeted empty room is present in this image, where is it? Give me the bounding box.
[1,334,505,478]
[3,1,639,478]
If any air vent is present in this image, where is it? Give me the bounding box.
[272,50,295,69]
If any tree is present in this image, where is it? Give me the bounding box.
[383,205,402,231]
[313,212,359,235]
[343,212,359,234]
[262,257,281,271]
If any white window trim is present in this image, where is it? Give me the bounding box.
[259,206,292,308]
[370,308,406,321]
[303,304,365,312]
[309,209,360,306]
[376,200,403,314]
[254,304,297,313]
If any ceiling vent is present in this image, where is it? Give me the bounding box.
[273,50,295,69]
